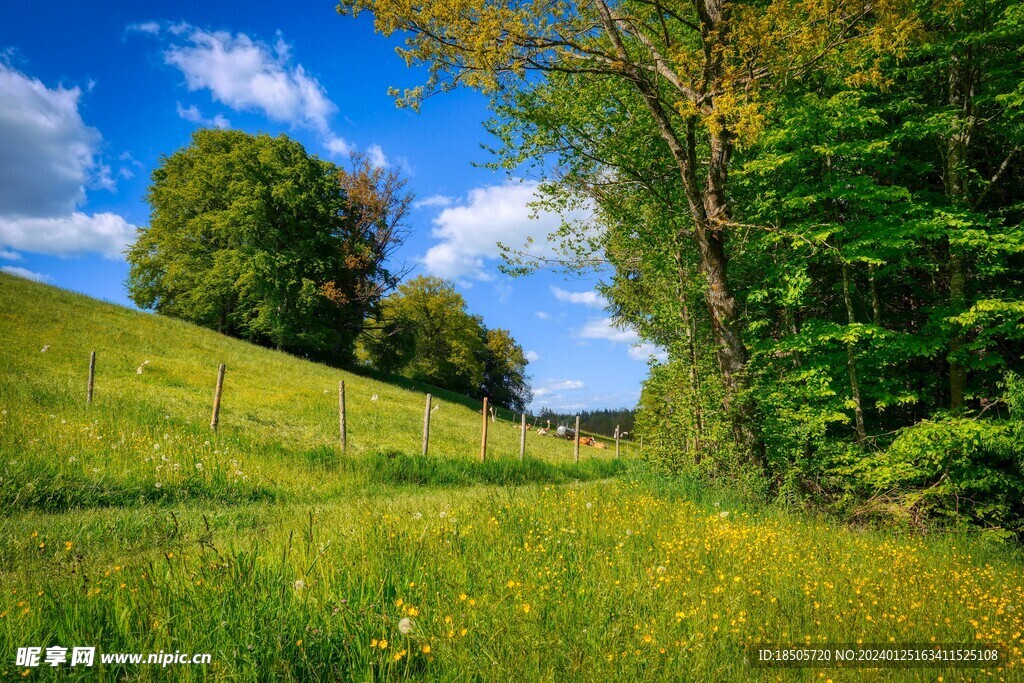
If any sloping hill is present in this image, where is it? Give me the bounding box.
[0,273,621,510]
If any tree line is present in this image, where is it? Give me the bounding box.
[535,408,635,437]
[127,130,531,412]
[341,0,1024,535]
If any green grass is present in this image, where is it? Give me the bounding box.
[2,273,1024,682]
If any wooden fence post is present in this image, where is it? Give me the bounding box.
[86,351,96,405]
[339,380,347,454]
[615,425,620,458]
[573,415,581,464]
[480,397,489,462]
[422,393,432,457]
[210,364,225,431]
[519,412,527,461]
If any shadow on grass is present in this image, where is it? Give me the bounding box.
[353,450,630,487]
[1,465,276,513]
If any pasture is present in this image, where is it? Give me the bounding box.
[2,273,1023,681]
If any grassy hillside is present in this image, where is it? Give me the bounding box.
[2,272,1024,682]
[0,273,622,509]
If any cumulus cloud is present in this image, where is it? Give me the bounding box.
[163,27,336,133]
[628,343,669,363]
[323,134,353,158]
[1,266,51,283]
[578,318,640,345]
[529,378,588,411]
[0,249,20,260]
[366,144,388,168]
[525,350,540,363]
[422,180,589,281]
[535,311,552,320]
[176,101,230,129]
[577,317,666,363]
[0,63,136,258]
[551,286,608,309]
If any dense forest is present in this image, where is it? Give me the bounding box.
[344,0,1024,536]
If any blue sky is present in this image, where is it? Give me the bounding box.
[0,0,663,412]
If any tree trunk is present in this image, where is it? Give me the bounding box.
[944,53,975,411]
[841,261,867,444]
[948,251,967,410]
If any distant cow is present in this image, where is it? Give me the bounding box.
[536,428,549,436]
[592,441,608,449]
[580,436,595,447]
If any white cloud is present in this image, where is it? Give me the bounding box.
[323,134,353,158]
[547,379,585,390]
[0,249,20,260]
[1,266,50,283]
[0,63,136,258]
[127,21,161,35]
[163,26,337,134]
[525,350,540,363]
[578,318,640,344]
[414,194,453,210]
[628,343,669,363]
[533,387,552,398]
[0,213,135,259]
[366,144,388,168]
[150,24,372,161]
[535,311,552,320]
[421,179,589,280]
[176,101,230,129]
[576,316,667,363]
[551,286,608,309]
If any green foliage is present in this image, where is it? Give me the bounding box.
[360,276,532,410]
[127,129,408,366]
[841,403,1023,538]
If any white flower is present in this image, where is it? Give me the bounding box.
[412,512,423,520]
[195,463,204,471]
[398,618,415,635]
[719,511,729,518]
[294,579,305,591]
[154,482,163,488]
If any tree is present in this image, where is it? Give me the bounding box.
[481,327,532,412]
[339,0,917,465]
[360,276,532,409]
[127,129,409,365]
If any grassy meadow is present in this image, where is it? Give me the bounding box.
[2,272,1024,682]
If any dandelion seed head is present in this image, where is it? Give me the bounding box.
[398,617,415,635]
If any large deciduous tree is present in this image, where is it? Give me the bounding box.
[127,129,409,365]
[338,0,916,465]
